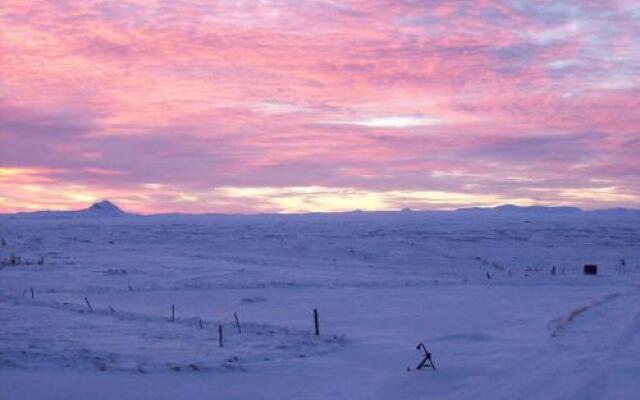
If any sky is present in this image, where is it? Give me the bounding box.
[1,0,639,213]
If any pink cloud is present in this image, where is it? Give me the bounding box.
[1,0,639,212]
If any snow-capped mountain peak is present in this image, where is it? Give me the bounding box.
[83,200,126,216]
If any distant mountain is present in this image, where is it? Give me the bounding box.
[587,207,640,216]
[82,200,126,216]
[3,201,637,218]
[456,204,583,214]
[11,200,128,218]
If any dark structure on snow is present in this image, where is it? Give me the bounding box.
[583,264,598,275]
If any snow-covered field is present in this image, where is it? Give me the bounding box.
[1,207,639,399]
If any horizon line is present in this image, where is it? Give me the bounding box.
[3,200,639,217]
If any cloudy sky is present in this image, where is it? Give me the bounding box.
[1,0,639,213]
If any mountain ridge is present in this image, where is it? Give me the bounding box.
[455,204,583,213]
[9,200,128,218]
[2,201,639,217]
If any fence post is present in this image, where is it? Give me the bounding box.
[313,308,320,336]
[234,312,241,333]
[84,297,93,311]
[218,324,224,348]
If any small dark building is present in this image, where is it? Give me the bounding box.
[584,264,598,275]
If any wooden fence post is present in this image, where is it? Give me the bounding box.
[234,312,241,334]
[313,308,320,336]
[84,297,93,311]
[218,324,224,348]
[170,304,175,322]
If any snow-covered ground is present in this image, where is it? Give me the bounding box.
[1,208,639,399]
